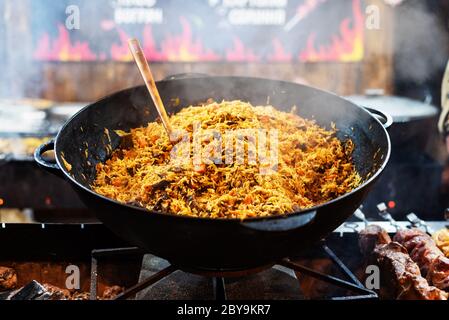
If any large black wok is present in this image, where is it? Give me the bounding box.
[35,76,391,271]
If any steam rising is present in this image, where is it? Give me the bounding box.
[394,1,449,84]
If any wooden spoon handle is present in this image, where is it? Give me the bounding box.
[128,38,175,142]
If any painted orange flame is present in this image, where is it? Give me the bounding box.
[226,37,260,62]
[267,38,292,62]
[142,25,166,61]
[33,4,364,63]
[110,25,165,61]
[159,17,220,62]
[111,28,133,61]
[299,0,364,62]
[111,17,219,62]
[33,24,98,61]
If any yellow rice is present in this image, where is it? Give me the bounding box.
[92,100,362,219]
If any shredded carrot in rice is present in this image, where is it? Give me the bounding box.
[92,100,362,219]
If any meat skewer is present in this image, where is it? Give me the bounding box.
[353,206,369,227]
[358,224,391,255]
[406,213,433,234]
[359,225,448,300]
[394,228,449,291]
[0,266,17,291]
[376,202,401,231]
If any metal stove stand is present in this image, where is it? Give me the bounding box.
[89,242,377,301]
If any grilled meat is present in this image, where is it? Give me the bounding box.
[394,228,449,291]
[358,225,391,256]
[398,274,448,300]
[70,291,90,300]
[410,240,443,276]
[42,283,71,300]
[373,242,420,299]
[0,266,17,291]
[359,226,448,300]
[427,255,449,290]
[393,228,424,245]
[102,285,124,300]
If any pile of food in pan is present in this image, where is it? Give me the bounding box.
[359,226,449,300]
[93,100,362,219]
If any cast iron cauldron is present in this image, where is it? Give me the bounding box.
[35,76,391,271]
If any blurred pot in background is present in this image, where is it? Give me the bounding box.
[348,89,441,220]
[438,60,449,151]
[347,89,438,153]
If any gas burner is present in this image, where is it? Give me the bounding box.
[10,222,448,300]
[89,243,376,301]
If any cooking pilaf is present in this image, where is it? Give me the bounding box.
[92,100,362,219]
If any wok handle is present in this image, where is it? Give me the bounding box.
[241,211,316,232]
[34,139,62,174]
[364,107,393,129]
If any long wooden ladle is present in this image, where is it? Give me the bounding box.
[128,38,177,143]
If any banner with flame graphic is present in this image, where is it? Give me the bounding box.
[31,0,364,63]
